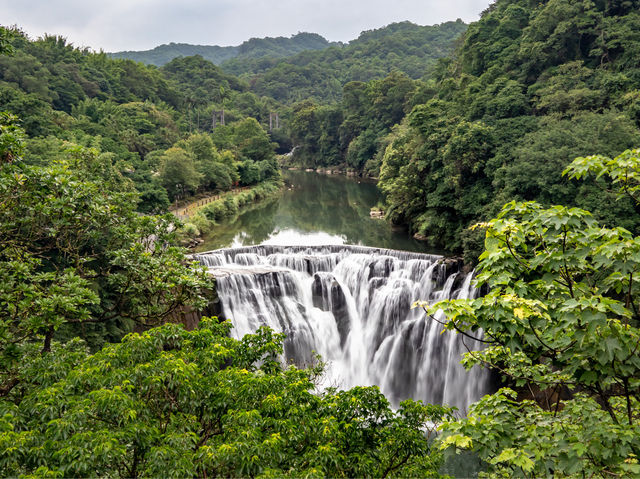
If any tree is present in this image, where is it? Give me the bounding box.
[0,27,14,56]
[376,0,640,258]
[427,149,640,477]
[565,148,640,213]
[0,130,212,398]
[178,133,239,191]
[0,112,25,162]
[0,319,452,478]
[159,147,202,200]
[233,117,275,163]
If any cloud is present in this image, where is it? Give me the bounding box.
[0,0,491,51]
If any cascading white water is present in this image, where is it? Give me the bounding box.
[195,245,490,412]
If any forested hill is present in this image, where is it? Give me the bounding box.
[0,29,283,217]
[227,20,468,103]
[377,0,640,258]
[109,32,336,66]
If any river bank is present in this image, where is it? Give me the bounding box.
[176,179,284,248]
[171,186,251,220]
[284,166,378,180]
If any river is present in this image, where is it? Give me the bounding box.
[195,170,443,253]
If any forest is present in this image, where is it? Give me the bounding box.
[285,0,640,261]
[2,0,640,476]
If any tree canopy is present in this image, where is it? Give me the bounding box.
[0,27,281,212]
[0,320,452,478]
[426,149,640,477]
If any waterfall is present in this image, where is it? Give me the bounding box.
[194,245,490,412]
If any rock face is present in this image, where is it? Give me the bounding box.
[311,273,350,347]
[167,287,219,331]
[440,256,464,273]
[184,237,204,249]
[370,209,384,219]
[440,257,466,290]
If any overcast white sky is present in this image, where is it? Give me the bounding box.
[0,0,493,52]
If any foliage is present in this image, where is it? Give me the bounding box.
[0,130,213,399]
[226,21,467,104]
[161,55,246,107]
[0,27,280,212]
[565,147,640,211]
[0,112,25,161]
[287,71,418,174]
[0,319,452,477]
[424,149,640,477]
[231,117,277,163]
[159,146,203,200]
[378,0,640,257]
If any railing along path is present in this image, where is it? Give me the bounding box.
[171,186,250,220]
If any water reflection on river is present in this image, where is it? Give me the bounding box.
[196,170,440,253]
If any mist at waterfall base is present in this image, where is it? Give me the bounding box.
[196,245,491,413]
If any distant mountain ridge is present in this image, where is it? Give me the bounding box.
[109,32,337,66]
[227,20,468,103]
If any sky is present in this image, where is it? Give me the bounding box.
[0,0,492,52]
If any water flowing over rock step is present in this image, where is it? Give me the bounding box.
[194,244,490,412]
[195,244,443,264]
[207,265,291,278]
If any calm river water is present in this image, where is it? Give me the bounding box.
[196,170,440,253]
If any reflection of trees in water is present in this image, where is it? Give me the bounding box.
[277,171,377,237]
[197,198,279,251]
[235,200,280,244]
[277,171,417,250]
[199,171,433,253]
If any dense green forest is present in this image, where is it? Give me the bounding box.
[378,0,640,258]
[0,28,282,218]
[113,22,467,104]
[227,21,467,104]
[3,0,640,475]
[110,32,336,67]
[101,21,470,185]
[287,71,423,175]
[257,21,469,176]
[286,1,640,262]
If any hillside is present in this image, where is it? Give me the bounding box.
[226,20,468,103]
[376,0,640,257]
[109,32,335,66]
[0,29,282,215]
